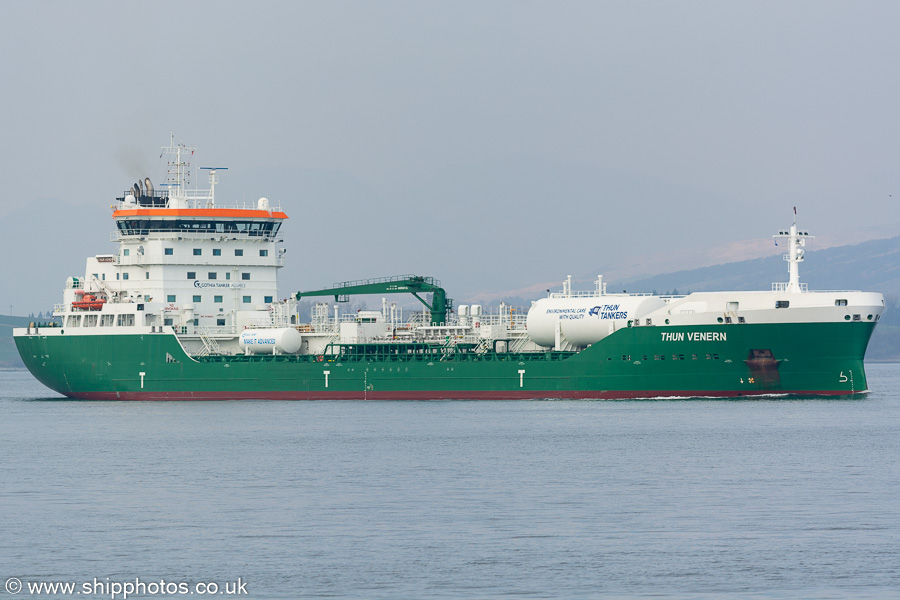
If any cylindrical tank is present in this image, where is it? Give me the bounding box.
[239,328,303,354]
[526,295,667,348]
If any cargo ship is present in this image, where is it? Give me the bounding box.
[14,137,885,400]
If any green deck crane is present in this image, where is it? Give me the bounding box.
[294,275,452,325]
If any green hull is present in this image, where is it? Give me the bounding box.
[15,322,876,399]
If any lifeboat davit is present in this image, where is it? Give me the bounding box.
[72,294,106,311]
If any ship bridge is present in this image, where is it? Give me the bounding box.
[73,134,289,336]
[112,135,287,240]
[111,207,287,240]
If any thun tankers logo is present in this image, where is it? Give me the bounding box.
[588,305,629,319]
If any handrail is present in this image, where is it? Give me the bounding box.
[324,274,441,290]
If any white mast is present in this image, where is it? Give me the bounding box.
[200,167,228,208]
[773,207,814,293]
[161,133,195,206]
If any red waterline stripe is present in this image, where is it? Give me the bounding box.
[65,389,862,401]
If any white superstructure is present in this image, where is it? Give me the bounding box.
[41,137,884,362]
[54,136,290,354]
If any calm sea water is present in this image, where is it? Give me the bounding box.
[2,364,899,600]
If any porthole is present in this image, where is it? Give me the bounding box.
[665,318,670,324]
[867,314,873,320]
[844,315,851,321]
[717,317,724,323]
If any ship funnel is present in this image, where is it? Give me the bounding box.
[133,183,140,197]
[144,177,153,196]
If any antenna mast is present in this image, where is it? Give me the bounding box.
[773,207,814,293]
[161,133,195,200]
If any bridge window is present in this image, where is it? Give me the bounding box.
[165,248,173,255]
[775,301,790,308]
[213,249,221,256]
[835,299,847,306]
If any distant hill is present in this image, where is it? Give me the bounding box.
[463,235,900,361]
[3,236,897,368]
[617,235,900,361]
[618,235,900,298]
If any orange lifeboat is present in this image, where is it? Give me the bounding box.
[72,294,106,311]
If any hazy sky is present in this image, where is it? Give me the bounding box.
[2,1,899,311]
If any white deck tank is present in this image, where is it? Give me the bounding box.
[239,328,303,354]
[526,295,667,348]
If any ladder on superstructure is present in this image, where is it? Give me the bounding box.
[195,329,222,356]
